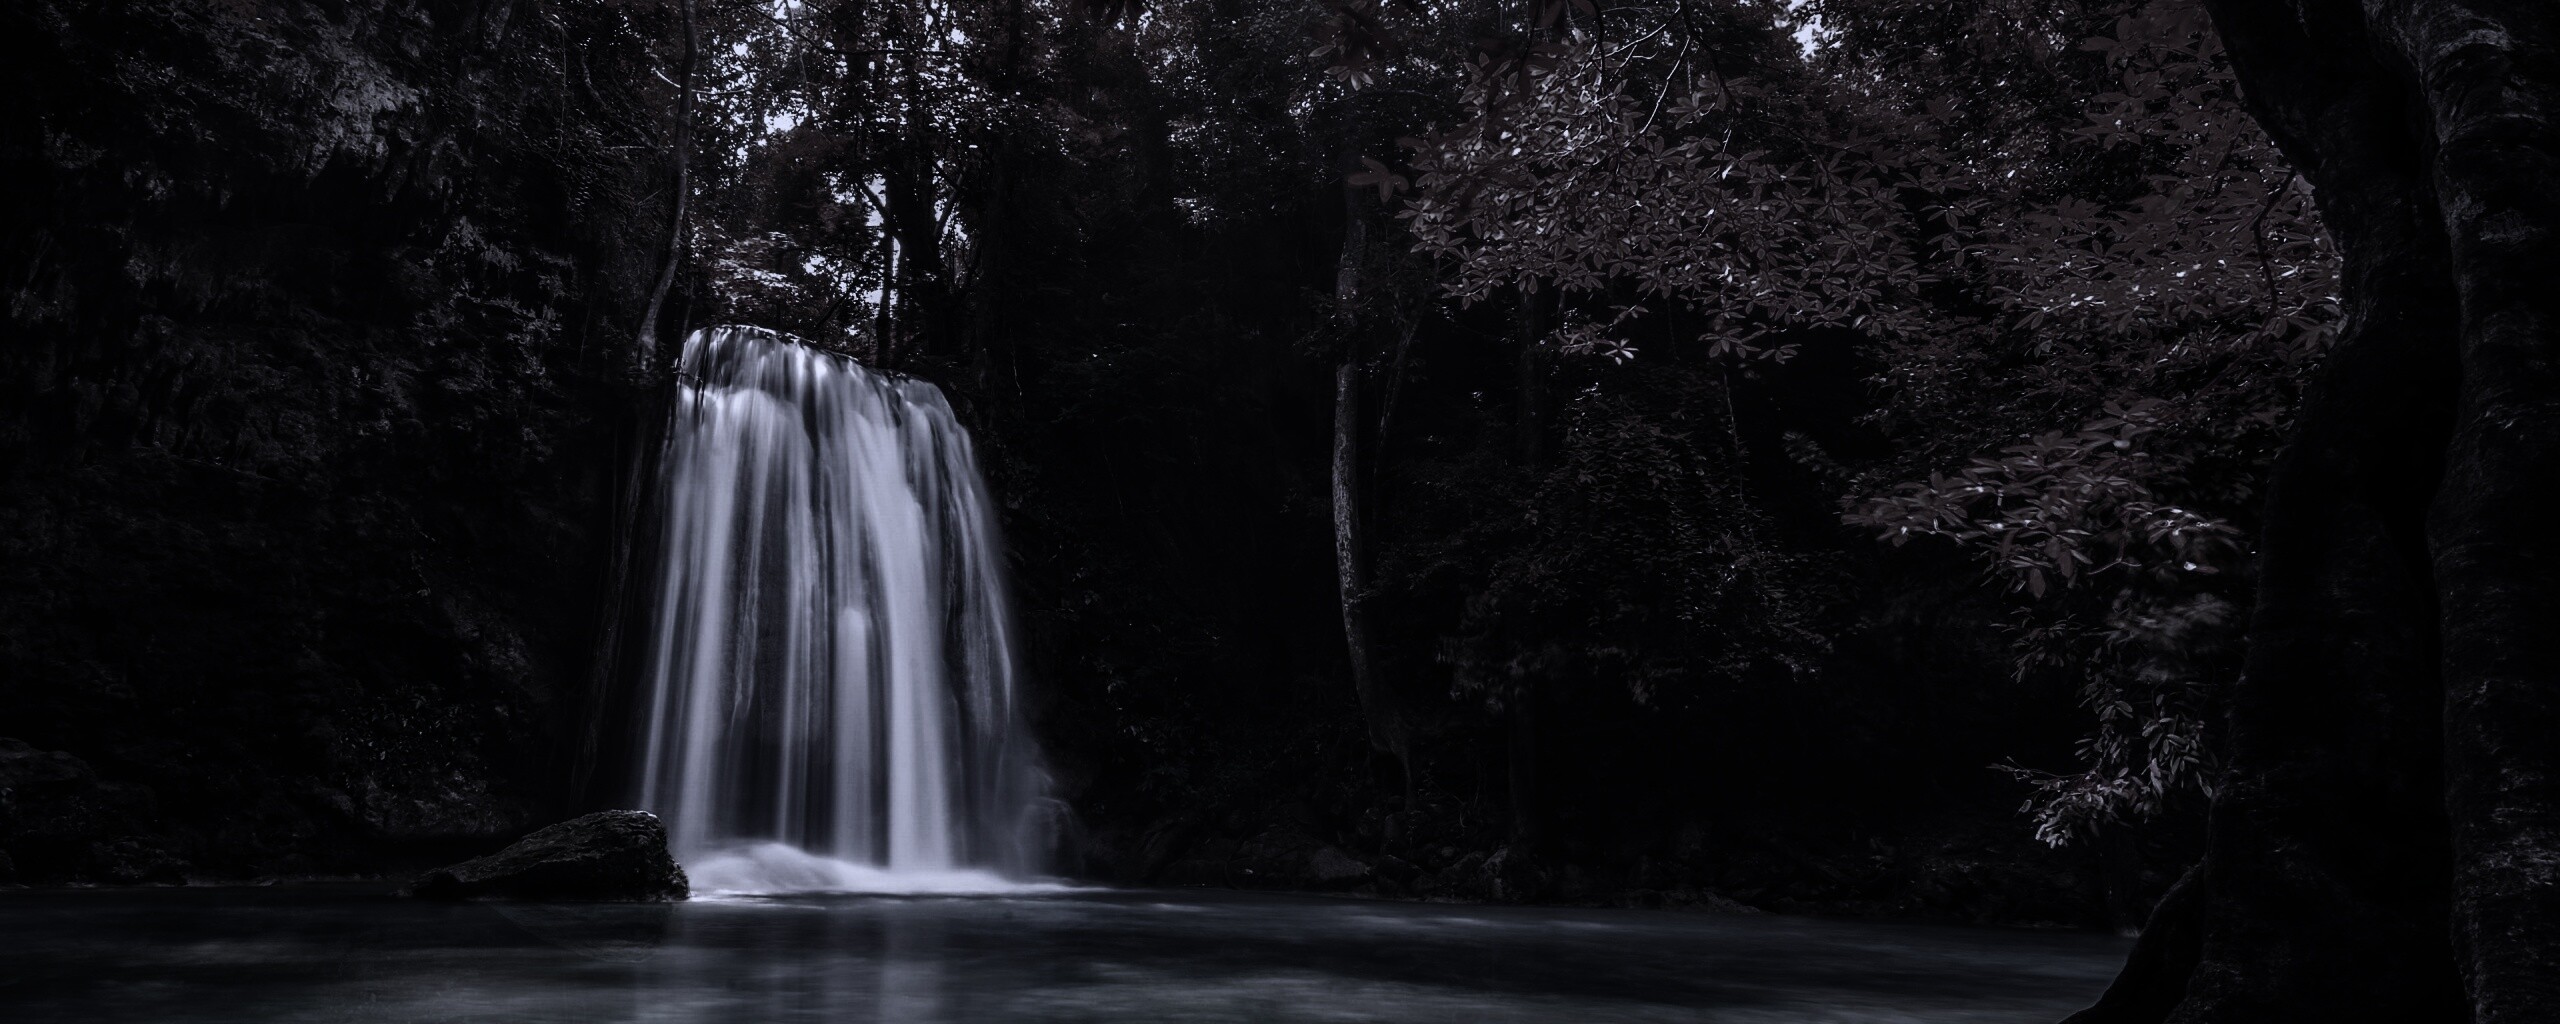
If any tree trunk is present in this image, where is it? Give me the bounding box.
[1334,357,1414,808]
[633,0,697,372]
[1329,156,1412,810]
[2390,3,2560,1016]
[2066,1,2559,1019]
[1332,357,1389,750]
[885,51,948,368]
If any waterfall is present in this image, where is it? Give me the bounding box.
[633,326,1051,893]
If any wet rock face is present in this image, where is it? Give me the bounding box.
[407,811,688,903]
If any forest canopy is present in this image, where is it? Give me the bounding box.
[646,0,2322,866]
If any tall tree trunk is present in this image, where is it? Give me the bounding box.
[885,51,947,368]
[1332,358,1387,746]
[2392,3,2560,1017]
[634,0,697,371]
[1329,159,1412,811]
[2068,1,2559,1019]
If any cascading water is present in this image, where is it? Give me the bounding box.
[632,326,1053,894]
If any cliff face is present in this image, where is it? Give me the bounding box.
[0,0,668,881]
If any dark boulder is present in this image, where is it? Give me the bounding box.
[407,811,688,902]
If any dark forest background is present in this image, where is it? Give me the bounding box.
[0,0,2336,931]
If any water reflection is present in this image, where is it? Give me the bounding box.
[631,898,958,1022]
[0,887,2128,1023]
[491,903,673,964]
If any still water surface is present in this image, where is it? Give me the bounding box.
[0,885,2122,1023]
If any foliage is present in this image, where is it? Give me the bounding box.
[1364,0,2333,843]
[1996,589,2229,845]
[1822,0,2328,842]
[1433,369,1838,711]
[0,0,677,871]
[1400,33,1929,350]
[1849,399,2242,599]
[682,0,1076,366]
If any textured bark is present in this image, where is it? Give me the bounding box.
[2375,3,2560,1018]
[2187,12,2463,1017]
[1329,171,1411,801]
[2163,98,2465,1016]
[1332,357,1385,749]
[2064,1,2558,1019]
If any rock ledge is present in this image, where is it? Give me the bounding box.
[408,810,688,902]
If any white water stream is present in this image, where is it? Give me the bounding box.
[633,327,1052,894]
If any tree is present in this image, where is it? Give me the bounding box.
[1815,0,2330,846]
[2061,1,2560,1019]
[1,0,677,870]
[636,0,703,370]
[678,0,1052,372]
[1386,0,1858,850]
[1402,0,2322,852]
